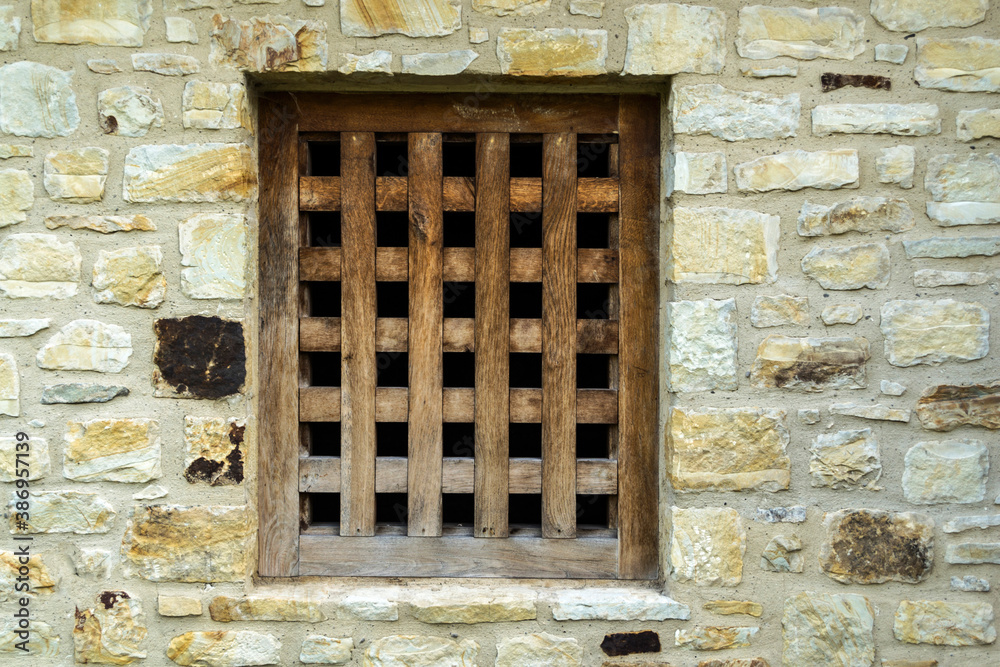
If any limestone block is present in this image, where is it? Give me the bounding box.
[669,206,778,285]
[569,0,602,18]
[182,81,251,131]
[209,595,326,622]
[339,50,392,74]
[894,601,996,646]
[497,28,607,76]
[165,16,198,43]
[699,660,772,667]
[0,620,58,657]
[72,547,114,578]
[760,535,803,573]
[750,335,869,392]
[946,543,1000,565]
[735,149,859,192]
[92,246,166,309]
[880,300,989,367]
[0,551,54,600]
[121,504,251,582]
[301,636,353,664]
[822,304,863,325]
[89,59,122,74]
[751,295,808,328]
[670,507,745,586]
[408,589,536,623]
[673,152,726,195]
[667,299,738,392]
[153,316,246,398]
[927,202,1000,226]
[798,197,914,236]
[468,28,488,44]
[925,153,1000,203]
[782,592,875,667]
[798,410,821,425]
[872,0,986,31]
[916,37,1000,93]
[676,627,758,651]
[123,144,256,203]
[0,354,16,417]
[703,601,763,617]
[0,7,19,51]
[159,595,202,617]
[210,14,327,72]
[167,631,281,666]
[952,575,990,592]
[549,589,690,621]
[903,236,1000,258]
[0,169,33,228]
[958,109,1000,142]
[338,590,398,620]
[801,243,890,290]
[178,213,247,299]
[43,147,109,203]
[131,53,200,76]
[0,233,80,299]
[902,440,988,504]
[742,64,798,78]
[622,3,726,75]
[669,407,790,493]
[820,509,933,584]
[755,506,806,523]
[875,44,908,64]
[63,419,160,483]
[46,215,156,233]
[401,50,478,76]
[73,591,147,663]
[736,6,865,61]
[11,490,115,534]
[881,380,907,396]
[916,381,1000,431]
[877,145,915,188]
[813,103,939,137]
[32,0,152,45]
[829,403,911,422]
[809,429,882,490]
[342,0,461,37]
[0,62,78,137]
[365,636,478,666]
[184,417,246,486]
[473,0,548,16]
[672,84,799,142]
[98,86,164,137]
[0,145,31,159]
[37,320,132,372]
[496,633,578,667]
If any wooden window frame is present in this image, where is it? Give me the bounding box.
[258,93,659,580]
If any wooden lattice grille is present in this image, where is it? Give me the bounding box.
[259,94,659,579]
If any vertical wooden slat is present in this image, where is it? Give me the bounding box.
[408,133,444,536]
[542,133,578,539]
[617,95,659,579]
[606,143,620,531]
[474,133,511,538]
[340,132,378,537]
[258,94,301,576]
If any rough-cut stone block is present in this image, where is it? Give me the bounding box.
[872,0,986,31]
[11,490,115,534]
[167,631,281,666]
[822,304,863,325]
[301,636,353,664]
[89,58,122,74]
[782,592,875,667]
[179,213,247,299]
[622,3,726,75]
[698,660,772,667]
[165,16,197,43]
[0,233,80,299]
[670,507,745,586]
[916,37,1000,93]
[742,64,798,78]
[761,535,803,573]
[669,207,778,285]
[497,633,578,667]
[669,407,790,493]
[952,575,990,592]
[365,636,478,666]
[676,627,757,651]
[829,403,911,422]
[569,0,601,18]
[98,86,163,137]
[184,417,245,486]
[672,84,799,142]
[0,354,16,417]
[210,595,326,622]
[894,601,996,646]
[880,300,989,367]
[0,552,52,601]
[473,0,548,16]
[751,295,808,328]
[925,153,1000,203]
[703,601,763,617]
[0,62,78,137]
[0,7,19,52]
[32,0,152,46]
[667,299,737,392]
[210,14,327,72]
[131,53,199,76]
[121,505,250,582]
[750,335,869,392]
[64,418,161,483]
[798,197,914,237]
[946,543,1000,564]
[0,436,49,481]
[402,50,477,75]
[820,509,933,584]
[812,104,940,137]
[123,144,255,203]
[342,0,461,37]
[903,236,1000,258]
[339,50,392,74]
[468,27,488,44]
[673,152,726,195]
[338,591,398,621]
[736,6,865,61]
[182,81,251,131]
[875,44,908,64]
[43,147,109,203]
[37,320,132,373]
[153,316,246,398]
[877,145,915,188]
[550,589,690,621]
[916,381,1000,431]
[809,429,882,490]
[927,202,1000,226]
[74,591,146,664]
[159,595,202,617]
[92,246,166,309]
[0,169,33,228]
[755,506,806,523]
[408,589,536,623]
[72,548,114,579]
[802,243,890,290]
[881,380,907,396]
[0,619,58,657]
[497,28,607,76]
[902,440,988,504]
[958,109,1000,142]
[735,150,859,192]
[46,215,155,234]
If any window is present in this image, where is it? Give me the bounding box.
[258,93,659,579]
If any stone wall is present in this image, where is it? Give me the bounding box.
[0,0,997,665]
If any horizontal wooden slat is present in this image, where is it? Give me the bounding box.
[300,318,618,354]
[300,387,617,423]
[299,247,618,283]
[300,176,619,213]
[299,533,618,578]
[300,457,617,495]
[300,132,619,144]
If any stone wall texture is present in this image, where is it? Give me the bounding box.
[0,0,997,665]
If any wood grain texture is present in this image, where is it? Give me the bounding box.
[474,133,510,538]
[542,133,577,539]
[407,133,444,537]
[616,95,660,580]
[606,143,621,531]
[257,93,301,577]
[339,132,378,537]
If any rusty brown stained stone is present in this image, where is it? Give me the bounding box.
[822,73,891,92]
[601,631,661,657]
[915,381,1000,431]
[820,509,934,584]
[750,335,870,392]
[153,316,245,399]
